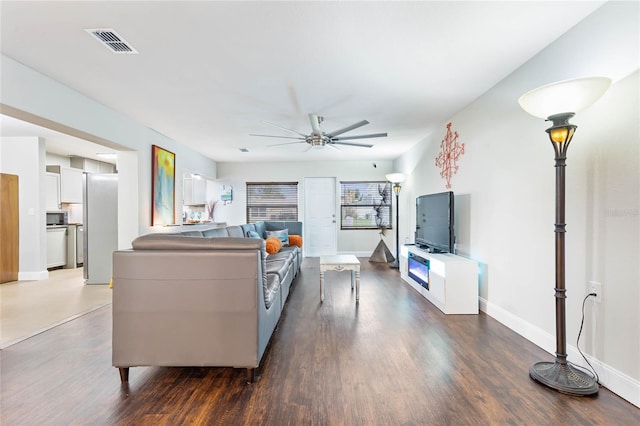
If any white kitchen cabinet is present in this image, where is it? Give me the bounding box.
[99,162,115,173]
[183,177,206,205]
[70,157,115,173]
[47,227,68,268]
[60,167,83,203]
[70,157,98,173]
[85,159,101,173]
[46,166,84,203]
[194,178,207,204]
[45,172,61,210]
[183,178,193,205]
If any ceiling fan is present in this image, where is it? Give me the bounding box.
[250,113,387,150]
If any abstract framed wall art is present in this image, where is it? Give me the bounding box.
[151,145,175,225]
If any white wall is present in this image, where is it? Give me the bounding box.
[395,1,639,406]
[1,54,218,275]
[216,160,396,255]
[116,151,139,250]
[0,137,48,280]
[1,0,637,406]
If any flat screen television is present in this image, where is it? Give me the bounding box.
[415,191,454,253]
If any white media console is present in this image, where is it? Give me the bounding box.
[399,245,479,314]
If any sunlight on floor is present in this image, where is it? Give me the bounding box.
[0,267,112,348]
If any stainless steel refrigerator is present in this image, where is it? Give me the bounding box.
[83,173,118,285]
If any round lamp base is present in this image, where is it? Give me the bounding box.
[530,361,599,396]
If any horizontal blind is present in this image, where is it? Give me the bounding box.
[340,181,392,230]
[246,182,298,223]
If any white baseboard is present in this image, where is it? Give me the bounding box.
[338,251,378,258]
[303,251,374,258]
[18,270,49,281]
[480,297,640,408]
[305,252,388,259]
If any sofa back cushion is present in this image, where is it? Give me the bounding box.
[254,221,266,239]
[181,230,204,236]
[247,230,262,239]
[226,225,244,238]
[265,221,302,236]
[131,234,262,250]
[241,223,256,237]
[202,228,229,238]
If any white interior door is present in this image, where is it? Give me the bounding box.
[304,177,336,256]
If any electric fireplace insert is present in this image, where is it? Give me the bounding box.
[408,252,429,290]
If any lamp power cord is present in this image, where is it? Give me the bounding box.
[575,292,601,385]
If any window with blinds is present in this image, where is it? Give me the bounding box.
[246,182,299,223]
[340,181,392,230]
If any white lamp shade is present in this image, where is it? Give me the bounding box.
[386,173,406,183]
[518,76,611,119]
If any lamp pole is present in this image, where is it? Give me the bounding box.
[389,183,401,269]
[385,173,405,269]
[525,113,598,395]
[518,76,611,396]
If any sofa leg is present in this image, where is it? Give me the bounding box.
[119,367,129,383]
[246,368,255,383]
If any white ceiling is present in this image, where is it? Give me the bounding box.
[0,1,606,163]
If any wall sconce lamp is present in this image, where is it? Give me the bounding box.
[518,76,611,396]
[385,172,406,269]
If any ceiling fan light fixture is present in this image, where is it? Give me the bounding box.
[251,113,386,151]
[307,136,326,147]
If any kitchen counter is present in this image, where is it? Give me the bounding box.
[180,222,227,228]
[46,224,68,229]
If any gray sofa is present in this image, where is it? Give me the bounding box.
[112,221,303,383]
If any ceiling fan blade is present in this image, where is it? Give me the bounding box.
[267,141,307,147]
[331,133,387,141]
[309,113,322,136]
[262,120,308,138]
[326,120,369,137]
[250,134,305,140]
[327,144,342,151]
[331,141,374,148]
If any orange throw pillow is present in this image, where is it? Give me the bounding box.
[289,234,303,248]
[265,237,282,254]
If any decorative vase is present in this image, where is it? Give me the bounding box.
[207,200,217,221]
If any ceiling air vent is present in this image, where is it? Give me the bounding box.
[85,29,138,54]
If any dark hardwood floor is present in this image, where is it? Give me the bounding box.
[1,258,638,425]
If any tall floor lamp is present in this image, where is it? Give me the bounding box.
[386,173,406,269]
[518,76,611,396]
